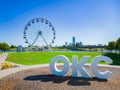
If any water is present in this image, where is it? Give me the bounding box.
[0,49,112,53]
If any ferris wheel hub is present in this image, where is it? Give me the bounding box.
[38,31,42,35]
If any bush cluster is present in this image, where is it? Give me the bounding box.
[1,61,16,70]
[107,37,120,53]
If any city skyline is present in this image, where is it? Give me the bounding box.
[65,36,103,47]
[0,0,120,47]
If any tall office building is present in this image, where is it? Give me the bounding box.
[72,36,76,45]
[65,42,68,46]
[80,42,83,46]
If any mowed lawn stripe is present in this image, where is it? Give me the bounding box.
[6,52,120,65]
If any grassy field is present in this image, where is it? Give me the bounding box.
[6,52,120,66]
[0,52,2,55]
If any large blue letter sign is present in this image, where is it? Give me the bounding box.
[50,55,113,80]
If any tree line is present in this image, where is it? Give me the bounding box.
[107,37,120,53]
[0,42,17,52]
[0,37,120,52]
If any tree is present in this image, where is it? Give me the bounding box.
[115,37,120,53]
[107,41,115,52]
[0,42,10,52]
[76,42,80,48]
[10,45,17,48]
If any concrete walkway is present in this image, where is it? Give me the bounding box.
[0,63,120,79]
[0,53,8,69]
[0,64,49,79]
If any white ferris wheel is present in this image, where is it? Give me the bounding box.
[23,17,56,51]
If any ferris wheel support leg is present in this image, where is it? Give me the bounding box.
[29,34,40,51]
[46,44,51,52]
[41,35,51,52]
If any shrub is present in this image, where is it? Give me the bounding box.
[1,61,16,70]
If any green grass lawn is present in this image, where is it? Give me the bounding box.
[0,52,2,55]
[6,52,120,65]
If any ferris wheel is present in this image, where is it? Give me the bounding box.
[23,17,56,51]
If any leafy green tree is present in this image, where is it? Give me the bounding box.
[0,42,10,52]
[115,37,120,53]
[76,42,80,48]
[10,45,17,48]
[107,41,115,52]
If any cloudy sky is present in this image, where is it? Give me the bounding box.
[0,0,120,46]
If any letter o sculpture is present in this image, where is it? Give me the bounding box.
[49,55,70,76]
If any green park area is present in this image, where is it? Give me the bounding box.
[0,52,2,55]
[6,52,120,66]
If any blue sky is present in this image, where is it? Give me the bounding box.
[0,0,120,46]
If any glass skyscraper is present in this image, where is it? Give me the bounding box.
[72,36,75,45]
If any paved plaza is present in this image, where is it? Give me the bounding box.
[0,65,120,90]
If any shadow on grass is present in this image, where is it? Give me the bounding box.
[24,74,107,86]
[102,53,120,65]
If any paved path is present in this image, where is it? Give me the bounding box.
[0,64,49,79]
[0,53,8,69]
[0,63,120,79]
